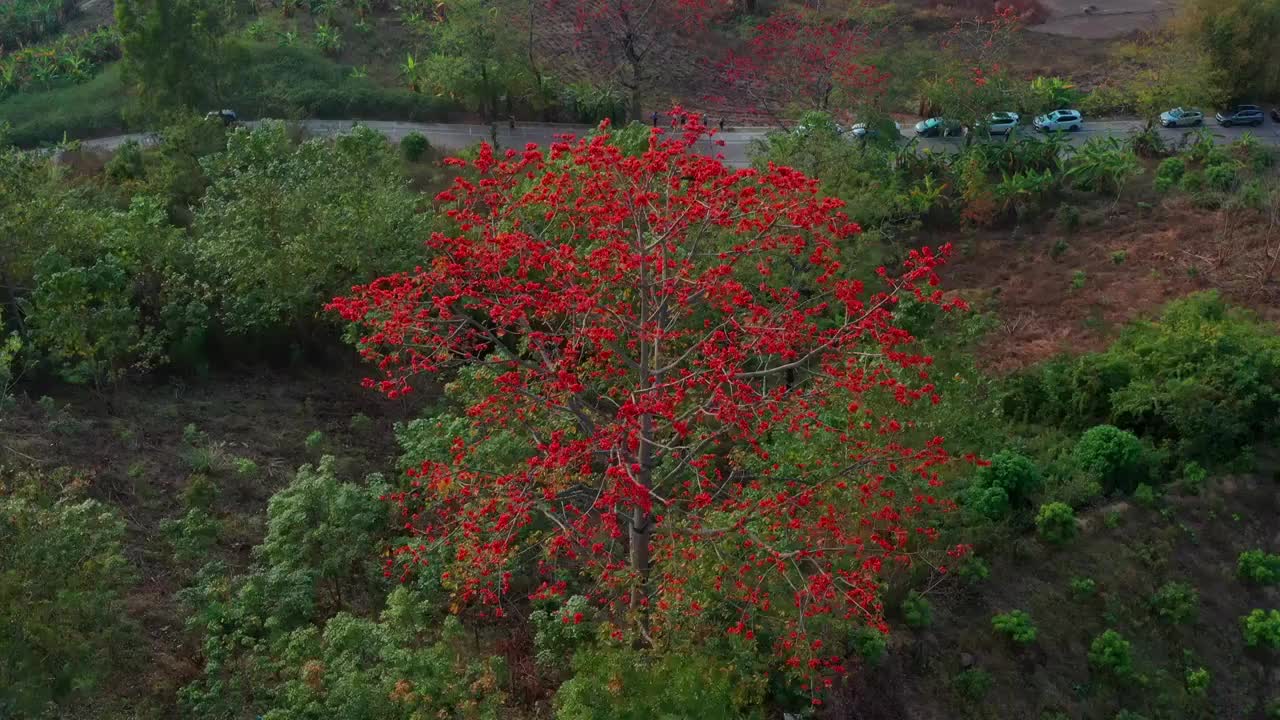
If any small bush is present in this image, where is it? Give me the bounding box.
[851,626,888,665]
[1204,163,1239,192]
[106,140,146,182]
[1184,666,1210,697]
[349,412,374,435]
[1237,550,1280,585]
[1155,157,1185,188]
[1113,712,1148,720]
[1149,581,1198,625]
[1036,502,1076,545]
[1110,250,1128,265]
[953,669,993,702]
[1179,171,1204,193]
[1071,270,1087,290]
[1089,629,1134,681]
[305,430,325,449]
[1070,576,1097,599]
[991,610,1038,645]
[182,474,219,510]
[233,458,259,478]
[1241,609,1280,649]
[1072,425,1145,494]
[901,591,932,629]
[1058,205,1080,234]
[957,556,990,585]
[1178,461,1208,495]
[1132,483,1157,507]
[401,132,430,162]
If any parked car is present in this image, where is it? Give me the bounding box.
[979,112,1020,136]
[1215,105,1264,127]
[849,121,902,140]
[1159,107,1203,128]
[914,117,962,138]
[1270,108,1280,123]
[1033,109,1083,132]
[206,109,238,127]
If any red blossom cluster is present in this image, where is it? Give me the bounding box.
[329,112,968,690]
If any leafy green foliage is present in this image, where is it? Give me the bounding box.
[851,626,889,665]
[991,610,1038,645]
[1036,502,1077,545]
[554,645,764,720]
[0,469,133,717]
[1089,630,1135,682]
[1237,550,1280,585]
[1071,426,1146,495]
[1154,157,1185,193]
[530,595,594,667]
[192,122,425,338]
[1004,293,1280,466]
[1241,609,1280,650]
[177,457,468,719]
[1184,666,1210,697]
[902,590,933,629]
[1065,137,1141,197]
[1149,582,1198,625]
[1070,576,1098,599]
[968,450,1040,519]
[400,131,429,161]
[116,0,233,114]
[952,669,994,702]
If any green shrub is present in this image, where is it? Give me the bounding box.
[1204,162,1239,192]
[305,430,325,449]
[349,413,374,434]
[1089,629,1134,681]
[1241,609,1280,649]
[1058,204,1080,234]
[952,669,993,702]
[554,645,762,720]
[1178,461,1208,495]
[1184,666,1210,697]
[1072,425,1146,494]
[1132,483,1157,507]
[1154,157,1185,192]
[1149,581,1198,625]
[106,139,146,182]
[1113,712,1148,720]
[973,450,1041,508]
[160,507,222,567]
[401,131,430,161]
[851,626,889,665]
[1238,550,1280,585]
[902,590,932,629]
[1071,270,1087,290]
[957,556,991,585]
[991,610,1038,645]
[233,457,259,478]
[1179,171,1204,192]
[1070,576,1098,599]
[1036,502,1077,545]
[530,595,594,667]
[0,470,134,716]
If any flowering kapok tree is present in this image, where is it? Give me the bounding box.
[719,7,891,128]
[329,114,968,691]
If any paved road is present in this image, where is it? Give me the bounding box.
[77,117,1280,168]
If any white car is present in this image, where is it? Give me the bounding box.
[1033,109,1083,132]
[849,121,902,139]
[983,112,1020,136]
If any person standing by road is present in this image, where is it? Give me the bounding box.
[718,117,725,132]
[651,111,659,127]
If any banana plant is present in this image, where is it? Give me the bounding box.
[400,53,420,92]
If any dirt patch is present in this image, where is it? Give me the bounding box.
[944,197,1280,372]
[1029,0,1179,39]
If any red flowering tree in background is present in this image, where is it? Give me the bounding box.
[564,0,722,120]
[719,7,891,128]
[920,7,1023,129]
[329,116,967,690]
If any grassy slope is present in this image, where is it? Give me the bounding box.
[1,43,451,147]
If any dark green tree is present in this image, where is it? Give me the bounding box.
[115,0,234,114]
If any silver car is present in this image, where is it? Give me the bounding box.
[983,112,1020,136]
[1159,107,1203,128]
